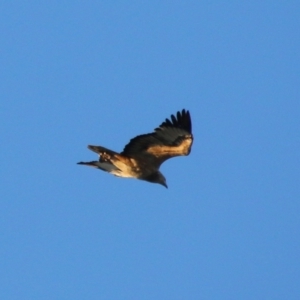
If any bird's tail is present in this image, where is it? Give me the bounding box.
[79,145,132,176]
[87,145,121,163]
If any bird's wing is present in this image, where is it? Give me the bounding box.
[121,109,193,167]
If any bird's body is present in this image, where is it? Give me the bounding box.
[78,109,193,188]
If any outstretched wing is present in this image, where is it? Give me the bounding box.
[121,109,193,167]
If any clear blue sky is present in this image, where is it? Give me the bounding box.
[1,1,299,299]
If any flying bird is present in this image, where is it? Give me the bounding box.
[77,109,193,188]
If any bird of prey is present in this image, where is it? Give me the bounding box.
[77,109,193,188]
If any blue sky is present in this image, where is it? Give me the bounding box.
[1,1,299,299]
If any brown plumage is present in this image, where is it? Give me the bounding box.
[77,109,193,188]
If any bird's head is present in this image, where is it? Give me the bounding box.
[144,171,168,188]
[157,172,168,188]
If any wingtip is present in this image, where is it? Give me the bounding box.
[77,161,100,168]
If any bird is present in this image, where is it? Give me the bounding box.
[77,109,193,188]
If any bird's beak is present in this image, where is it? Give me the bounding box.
[163,182,168,189]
